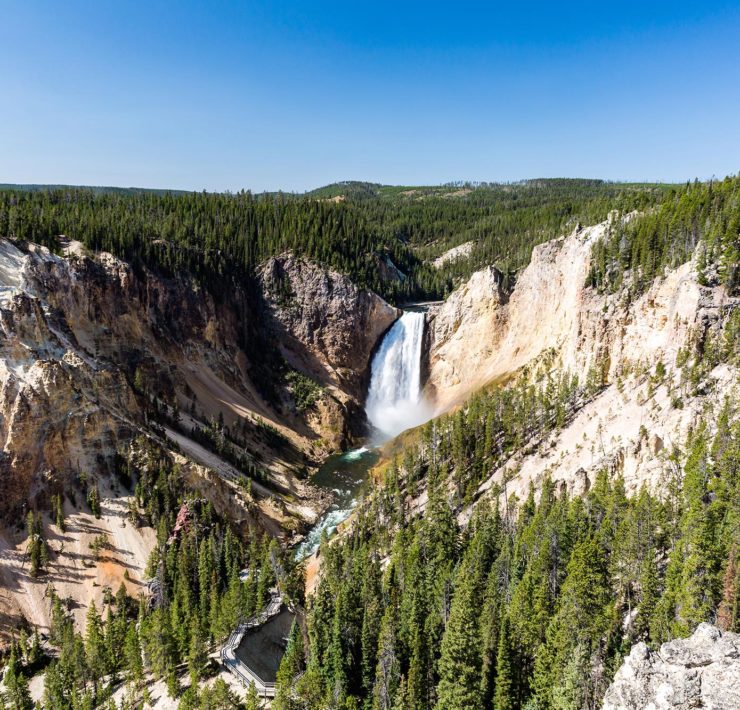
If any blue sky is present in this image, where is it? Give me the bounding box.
[1,1,739,191]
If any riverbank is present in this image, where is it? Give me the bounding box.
[293,446,379,560]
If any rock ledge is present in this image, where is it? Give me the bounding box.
[602,623,740,709]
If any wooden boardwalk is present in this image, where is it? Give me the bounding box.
[220,591,284,699]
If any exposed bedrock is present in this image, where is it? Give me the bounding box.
[424,217,737,502]
[0,240,398,520]
[602,624,740,709]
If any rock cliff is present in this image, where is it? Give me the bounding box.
[0,240,396,518]
[426,217,738,502]
[259,253,399,401]
[0,241,140,518]
[0,238,398,639]
[602,624,740,709]
[428,215,734,409]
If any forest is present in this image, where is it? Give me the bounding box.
[588,175,740,296]
[274,323,739,710]
[3,439,305,709]
[1,176,738,709]
[0,179,671,304]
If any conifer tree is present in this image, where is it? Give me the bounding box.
[25,511,47,578]
[4,646,34,710]
[245,681,261,710]
[373,607,400,710]
[52,494,65,532]
[717,548,739,632]
[493,615,515,710]
[85,601,108,688]
[635,550,659,640]
[435,562,483,710]
[28,627,41,667]
[188,619,208,687]
[392,675,410,710]
[674,427,720,634]
[275,622,305,706]
[124,624,144,687]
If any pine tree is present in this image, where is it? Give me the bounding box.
[533,536,611,707]
[124,624,144,687]
[5,646,34,710]
[361,596,382,696]
[52,494,65,532]
[25,511,47,578]
[550,643,586,710]
[87,485,101,518]
[166,667,180,699]
[479,569,501,709]
[245,681,261,710]
[717,548,739,632]
[85,601,108,687]
[43,661,67,709]
[435,563,483,710]
[674,428,720,633]
[373,607,400,710]
[188,619,208,687]
[392,675,410,710]
[275,621,305,707]
[635,550,659,640]
[28,627,41,666]
[493,615,514,710]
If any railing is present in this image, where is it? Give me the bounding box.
[220,591,283,698]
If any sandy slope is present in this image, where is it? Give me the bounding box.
[0,485,154,639]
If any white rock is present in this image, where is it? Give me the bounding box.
[602,624,740,709]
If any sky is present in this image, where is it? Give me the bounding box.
[1,1,739,192]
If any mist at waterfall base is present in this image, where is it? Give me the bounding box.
[365,311,432,443]
[294,312,429,560]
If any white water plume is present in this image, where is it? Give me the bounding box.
[365,311,430,440]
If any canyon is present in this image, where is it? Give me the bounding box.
[0,238,396,636]
[0,209,737,707]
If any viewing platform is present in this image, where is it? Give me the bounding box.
[221,590,295,699]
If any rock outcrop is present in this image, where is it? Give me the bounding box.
[259,254,399,401]
[0,242,141,516]
[427,220,611,406]
[0,240,397,522]
[427,217,738,502]
[432,240,475,268]
[602,624,740,709]
[425,264,508,400]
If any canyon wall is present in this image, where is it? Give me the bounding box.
[0,240,397,519]
[426,217,738,503]
[0,238,398,639]
[259,253,398,427]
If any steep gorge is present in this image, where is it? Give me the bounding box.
[0,240,398,509]
[0,206,736,700]
[0,238,398,639]
[423,216,738,503]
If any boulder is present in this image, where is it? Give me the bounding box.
[602,624,740,709]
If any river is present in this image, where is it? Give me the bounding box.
[294,310,429,561]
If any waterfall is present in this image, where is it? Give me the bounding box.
[293,311,428,561]
[366,311,429,440]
